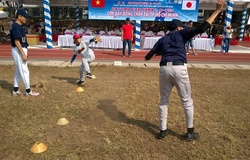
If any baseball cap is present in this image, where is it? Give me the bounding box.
[16,9,29,18]
[169,19,185,31]
[73,34,82,40]
[126,17,130,21]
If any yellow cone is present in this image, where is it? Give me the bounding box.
[56,117,69,125]
[30,141,47,153]
[76,87,84,92]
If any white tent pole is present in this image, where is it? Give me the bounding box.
[239,8,247,41]
[43,0,53,49]
[221,0,234,54]
[135,20,141,51]
[75,0,80,30]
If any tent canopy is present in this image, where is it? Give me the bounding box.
[2,0,250,11]
[0,10,8,18]
[199,0,250,11]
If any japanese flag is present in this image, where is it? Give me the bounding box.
[182,0,197,10]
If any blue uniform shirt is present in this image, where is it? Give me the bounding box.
[145,21,211,63]
[10,23,29,48]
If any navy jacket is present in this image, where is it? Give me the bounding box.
[145,21,211,63]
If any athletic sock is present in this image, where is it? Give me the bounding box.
[187,128,194,134]
[14,87,19,92]
[26,89,31,93]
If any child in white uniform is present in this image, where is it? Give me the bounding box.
[69,34,101,85]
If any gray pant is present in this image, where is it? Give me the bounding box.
[79,51,95,81]
[186,39,194,48]
[159,62,194,131]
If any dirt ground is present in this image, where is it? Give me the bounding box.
[0,65,249,160]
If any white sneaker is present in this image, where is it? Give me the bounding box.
[25,90,40,96]
[13,90,23,96]
[86,73,92,79]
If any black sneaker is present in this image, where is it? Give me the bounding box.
[86,73,92,79]
[157,130,168,139]
[185,132,199,141]
[76,80,84,85]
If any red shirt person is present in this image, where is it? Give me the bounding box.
[121,17,133,57]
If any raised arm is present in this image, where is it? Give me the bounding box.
[206,0,224,25]
[183,0,225,40]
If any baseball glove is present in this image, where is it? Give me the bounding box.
[32,83,43,88]
[94,36,102,43]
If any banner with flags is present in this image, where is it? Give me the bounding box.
[88,0,200,22]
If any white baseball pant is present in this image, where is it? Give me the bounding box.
[159,62,194,131]
[11,47,30,89]
[79,50,95,81]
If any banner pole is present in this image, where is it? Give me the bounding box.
[43,0,53,49]
[135,20,141,51]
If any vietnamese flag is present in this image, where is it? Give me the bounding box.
[91,0,105,8]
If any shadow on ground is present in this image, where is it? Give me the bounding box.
[0,80,13,94]
[96,99,184,140]
[51,76,78,85]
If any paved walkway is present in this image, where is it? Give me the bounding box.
[1,59,250,70]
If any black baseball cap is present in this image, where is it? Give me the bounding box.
[16,9,29,18]
[126,17,130,21]
[169,19,185,31]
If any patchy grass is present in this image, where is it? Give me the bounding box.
[0,65,249,160]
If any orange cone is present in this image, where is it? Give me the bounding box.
[30,141,47,153]
[56,117,69,125]
[76,87,84,92]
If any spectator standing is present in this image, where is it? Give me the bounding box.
[186,20,197,55]
[0,25,3,44]
[224,25,234,53]
[208,24,218,52]
[208,24,218,39]
[121,17,134,57]
[39,19,45,34]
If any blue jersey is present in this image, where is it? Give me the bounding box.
[10,23,29,48]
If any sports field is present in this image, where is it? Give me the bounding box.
[0,65,249,159]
